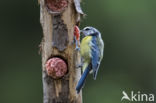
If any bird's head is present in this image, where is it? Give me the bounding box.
[80,26,101,37]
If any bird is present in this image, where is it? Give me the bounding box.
[121,91,131,101]
[76,26,104,93]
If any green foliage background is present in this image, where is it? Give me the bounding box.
[0,0,156,103]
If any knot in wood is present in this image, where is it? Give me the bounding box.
[46,57,67,79]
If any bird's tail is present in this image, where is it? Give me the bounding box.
[76,66,90,93]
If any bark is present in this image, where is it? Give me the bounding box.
[39,0,82,103]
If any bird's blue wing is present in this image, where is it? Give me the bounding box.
[91,36,100,80]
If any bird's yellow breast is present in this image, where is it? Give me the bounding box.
[80,36,92,61]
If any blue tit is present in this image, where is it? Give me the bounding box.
[76,26,104,93]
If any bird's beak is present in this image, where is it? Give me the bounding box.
[80,30,87,36]
[80,30,83,34]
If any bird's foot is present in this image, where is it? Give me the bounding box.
[75,47,80,51]
[75,63,82,69]
[72,39,75,45]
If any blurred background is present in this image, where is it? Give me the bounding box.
[0,0,156,103]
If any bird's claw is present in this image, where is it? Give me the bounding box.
[72,39,75,45]
[76,64,82,68]
[75,47,80,51]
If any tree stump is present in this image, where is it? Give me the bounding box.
[39,0,83,102]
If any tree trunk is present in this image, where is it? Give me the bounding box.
[39,0,83,103]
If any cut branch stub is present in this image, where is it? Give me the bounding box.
[74,0,84,15]
[45,0,68,14]
[46,57,67,79]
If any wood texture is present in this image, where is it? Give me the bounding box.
[40,0,82,103]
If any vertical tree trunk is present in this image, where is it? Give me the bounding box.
[39,0,83,103]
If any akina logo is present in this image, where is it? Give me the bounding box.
[121,91,154,102]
